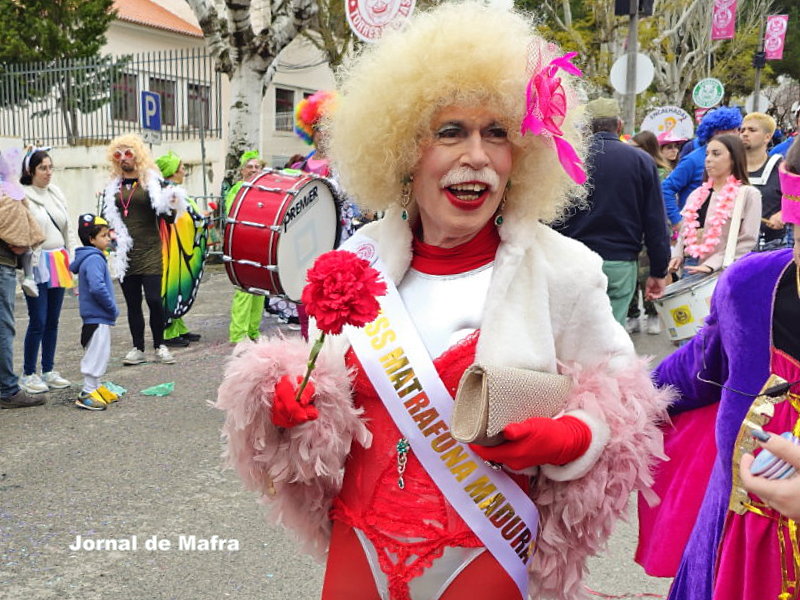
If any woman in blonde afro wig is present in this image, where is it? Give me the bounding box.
[328,1,587,230]
[215,2,670,600]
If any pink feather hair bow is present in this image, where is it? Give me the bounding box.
[520,51,587,185]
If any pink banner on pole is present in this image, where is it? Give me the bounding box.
[764,15,789,60]
[711,0,737,40]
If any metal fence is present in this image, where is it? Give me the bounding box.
[0,48,223,147]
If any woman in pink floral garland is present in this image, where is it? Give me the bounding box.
[215,4,670,600]
[668,134,761,276]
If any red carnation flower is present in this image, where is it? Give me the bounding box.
[301,250,387,335]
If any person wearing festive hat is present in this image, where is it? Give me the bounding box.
[291,89,360,243]
[225,151,266,343]
[70,214,119,410]
[214,4,670,598]
[156,151,205,347]
[223,151,263,214]
[269,90,359,333]
[657,130,688,170]
[292,90,336,175]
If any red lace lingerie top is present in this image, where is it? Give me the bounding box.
[329,222,527,598]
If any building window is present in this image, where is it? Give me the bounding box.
[149,77,176,126]
[187,82,210,130]
[275,87,294,132]
[112,73,137,122]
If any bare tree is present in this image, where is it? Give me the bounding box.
[764,76,800,128]
[646,0,775,106]
[185,0,317,182]
[532,0,775,107]
[301,0,356,70]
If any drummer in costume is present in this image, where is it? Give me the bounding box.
[215,4,671,599]
[668,134,761,277]
[636,141,800,600]
[280,90,358,336]
[101,134,187,366]
[156,151,205,347]
[225,151,266,343]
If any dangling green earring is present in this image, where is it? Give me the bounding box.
[494,189,507,227]
[400,175,413,221]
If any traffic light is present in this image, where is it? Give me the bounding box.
[752,51,767,69]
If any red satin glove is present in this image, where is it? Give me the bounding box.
[271,375,318,428]
[470,415,592,471]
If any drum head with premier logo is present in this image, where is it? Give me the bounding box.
[275,178,338,301]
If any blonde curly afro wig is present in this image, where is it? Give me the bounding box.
[327,1,586,226]
[107,133,158,178]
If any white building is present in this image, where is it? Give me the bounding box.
[0,0,335,217]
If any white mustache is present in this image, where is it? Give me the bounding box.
[439,167,500,191]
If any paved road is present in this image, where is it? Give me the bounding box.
[1,264,675,599]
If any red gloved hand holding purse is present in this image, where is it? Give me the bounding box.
[470,415,591,471]
[272,375,318,428]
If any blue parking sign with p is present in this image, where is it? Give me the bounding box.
[141,91,161,131]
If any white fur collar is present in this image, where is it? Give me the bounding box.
[358,208,634,375]
[102,168,187,280]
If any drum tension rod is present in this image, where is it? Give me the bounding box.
[246,287,271,296]
[221,255,279,272]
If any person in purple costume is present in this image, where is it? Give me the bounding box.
[638,247,800,600]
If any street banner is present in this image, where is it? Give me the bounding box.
[711,0,737,41]
[694,108,710,125]
[345,0,416,43]
[640,106,694,141]
[764,15,789,60]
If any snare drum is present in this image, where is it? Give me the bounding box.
[654,272,720,342]
[223,169,340,302]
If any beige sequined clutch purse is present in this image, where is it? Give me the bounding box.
[451,364,572,446]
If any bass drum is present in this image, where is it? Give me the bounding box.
[223,169,340,302]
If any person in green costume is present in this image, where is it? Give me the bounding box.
[155,151,204,347]
[225,151,265,342]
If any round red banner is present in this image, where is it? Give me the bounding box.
[345,0,416,43]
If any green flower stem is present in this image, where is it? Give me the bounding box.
[295,331,326,403]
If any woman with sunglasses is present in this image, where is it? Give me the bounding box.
[100,134,187,366]
[19,146,73,394]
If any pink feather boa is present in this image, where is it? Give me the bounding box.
[529,357,672,600]
[216,338,671,596]
[214,336,371,560]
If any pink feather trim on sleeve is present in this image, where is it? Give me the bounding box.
[528,357,672,600]
[214,335,371,560]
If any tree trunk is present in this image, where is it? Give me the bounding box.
[225,59,267,181]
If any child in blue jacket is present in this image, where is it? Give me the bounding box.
[70,214,119,410]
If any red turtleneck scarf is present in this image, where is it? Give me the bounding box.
[410,221,501,276]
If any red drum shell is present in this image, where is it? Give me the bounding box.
[223,170,339,302]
